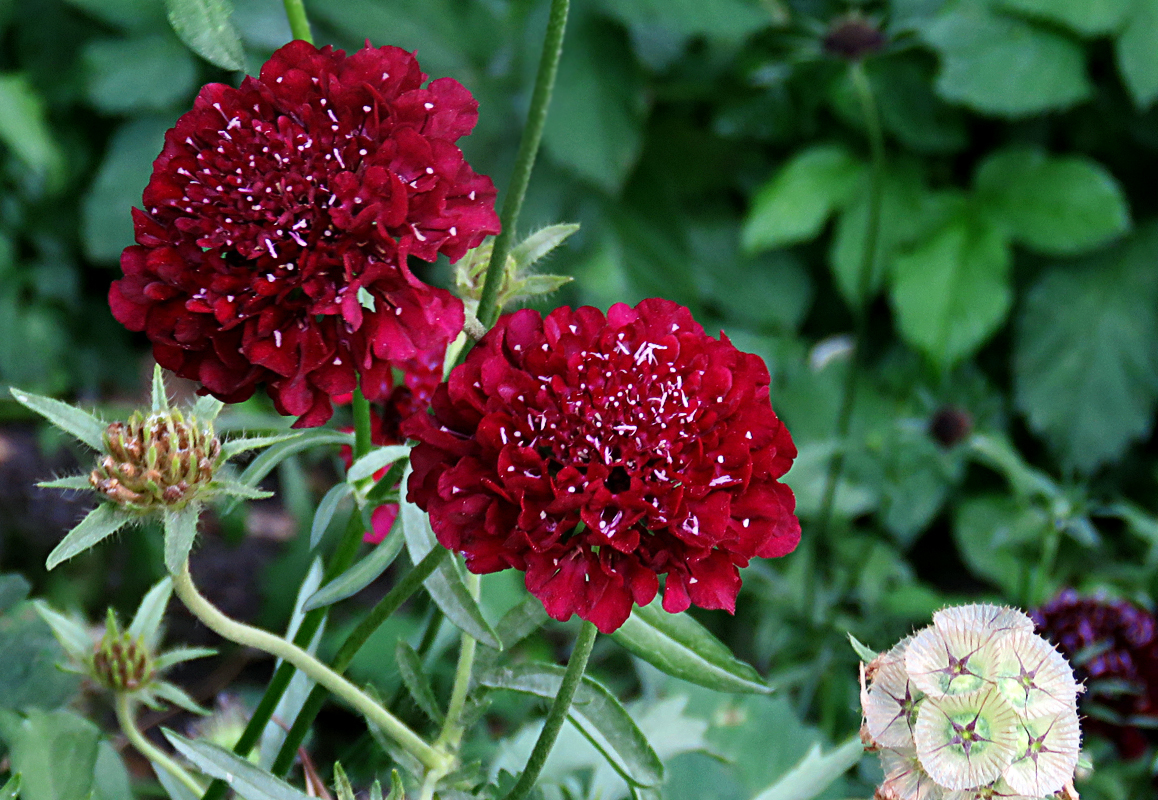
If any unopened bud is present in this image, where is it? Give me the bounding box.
[822,14,887,62]
[92,611,153,692]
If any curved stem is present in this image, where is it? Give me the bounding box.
[504,621,598,800]
[173,562,449,772]
[281,0,314,44]
[270,547,450,775]
[476,0,570,329]
[115,693,207,797]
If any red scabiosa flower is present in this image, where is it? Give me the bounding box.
[109,40,499,427]
[404,298,800,633]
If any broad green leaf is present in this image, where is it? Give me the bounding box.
[612,601,770,694]
[0,574,29,615]
[81,34,197,114]
[954,495,1049,589]
[0,604,79,711]
[9,388,106,451]
[889,211,1011,369]
[1014,228,1158,471]
[232,429,354,493]
[301,529,405,612]
[481,665,664,788]
[9,709,101,800]
[309,483,353,549]
[543,16,649,193]
[346,445,410,483]
[163,504,203,575]
[511,224,582,271]
[866,56,967,154]
[1116,0,1158,108]
[395,640,444,724]
[93,741,132,800]
[596,0,771,39]
[918,0,1091,116]
[749,737,864,800]
[996,0,1131,35]
[37,476,94,491]
[62,0,168,30]
[164,731,313,800]
[220,431,303,460]
[46,504,133,570]
[975,148,1130,256]
[742,145,864,253]
[81,117,170,263]
[128,576,173,648]
[0,73,61,178]
[164,0,245,71]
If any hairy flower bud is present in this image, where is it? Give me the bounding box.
[89,409,221,511]
[92,611,153,692]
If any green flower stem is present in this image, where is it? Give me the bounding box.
[173,561,449,773]
[281,0,313,44]
[436,572,481,751]
[504,621,598,800]
[476,0,570,329]
[352,386,372,461]
[270,547,450,776]
[115,693,207,797]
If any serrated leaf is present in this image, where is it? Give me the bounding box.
[46,504,133,570]
[749,737,864,800]
[163,505,202,575]
[481,665,663,788]
[396,640,444,724]
[889,211,1011,369]
[220,432,303,461]
[164,731,313,800]
[310,483,354,549]
[742,145,864,253]
[612,601,770,694]
[37,476,94,491]
[10,388,106,451]
[510,224,582,271]
[346,445,410,483]
[164,0,246,71]
[301,529,405,612]
[128,576,173,648]
[996,0,1130,36]
[847,633,878,664]
[1013,227,1158,472]
[1117,0,1158,108]
[975,148,1130,256]
[33,602,91,664]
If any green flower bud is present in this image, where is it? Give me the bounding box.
[92,610,153,692]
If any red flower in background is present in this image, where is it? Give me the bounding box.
[110,41,499,427]
[404,299,800,633]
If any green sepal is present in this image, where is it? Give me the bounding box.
[153,647,217,672]
[847,633,879,664]
[10,387,107,451]
[210,480,275,501]
[151,364,170,413]
[46,503,134,570]
[37,475,94,491]
[510,223,581,270]
[219,431,305,461]
[191,394,226,424]
[152,681,211,715]
[163,504,202,575]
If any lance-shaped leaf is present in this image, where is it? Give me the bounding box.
[46,503,133,570]
[220,432,304,461]
[346,445,411,483]
[210,480,274,500]
[302,530,405,612]
[34,602,92,663]
[153,646,217,671]
[611,601,771,694]
[510,223,582,270]
[163,504,203,575]
[396,640,444,724]
[233,430,354,491]
[151,364,170,412]
[164,0,245,71]
[310,483,354,549]
[749,736,865,800]
[38,475,95,491]
[128,577,173,648]
[10,388,106,451]
[164,731,312,800]
[480,664,663,788]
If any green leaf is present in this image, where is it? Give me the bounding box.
[1116,0,1158,108]
[333,763,355,800]
[230,429,354,498]
[889,210,1011,369]
[211,480,275,500]
[164,731,313,800]
[191,395,225,424]
[612,601,770,694]
[346,445,411,483]
[310,483,354,549]
[153,681,210,715]
[128,576,173,648]
[62,0,168,31]
[81,34,197,114]
[543,16,649,193]
[866,56,967,154]
[996,0,1131,35]
[749,737,864,800]
[219,431,304,461]
[92,741,132,800]
[742,145,864,253]
[0,775,19,800]
[9,710,101,800]
[395,640,444,725]
[9,388,106,451]
[37,476,94,491]
[918,0,1091,116]
[154,767,200,800]
[151,364,169,413]
[847,634,879,664]
[1013,227,1158,471]
[384,771,404,800]
[511,224,582,271]
[596,0,771,40]
[46,504,133,570]
[0,73,61,178]
[481,665,664,788]
[954,495,1049,589]
[0,604,79,711]
[164,0,245,71]
[163,504,203,575]
[975,148,1130,256]
[153,646,216,671]
[33,602,91,664]
[301,528,405,612]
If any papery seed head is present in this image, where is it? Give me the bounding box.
[993,631,1079,719]
[914,689,1020,790]
[906,624,1001,698]
[1001,710,1081,797]
[878,746,945,800]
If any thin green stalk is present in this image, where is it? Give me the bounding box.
[476,0,570,329]
[281,0,313,44]
[352,386,372,461]
[504,621,598,800]
[116,693,207,797]
[173,562,449,773]
[270,548,450,775]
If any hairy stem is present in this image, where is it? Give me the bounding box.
[173,562,448,772]
[115,693,206,797]
[281,0,313,44]
[504,621,598,800]
[476,0,570,329]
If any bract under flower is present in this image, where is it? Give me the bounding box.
[110,41,499,427]
[404,298,799,633]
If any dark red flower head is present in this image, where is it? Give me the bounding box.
[110,40,499,427]
[404,298,800,633]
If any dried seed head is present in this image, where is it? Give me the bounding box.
[906,623,1002,698]
[1002,712,1081,797]
[914,689,1020,790]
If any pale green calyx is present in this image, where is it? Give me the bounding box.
[858,603,1083,800]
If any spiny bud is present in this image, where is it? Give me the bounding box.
[89,409,221,511]
[92,610,153,692]
[861,604,1083,800]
